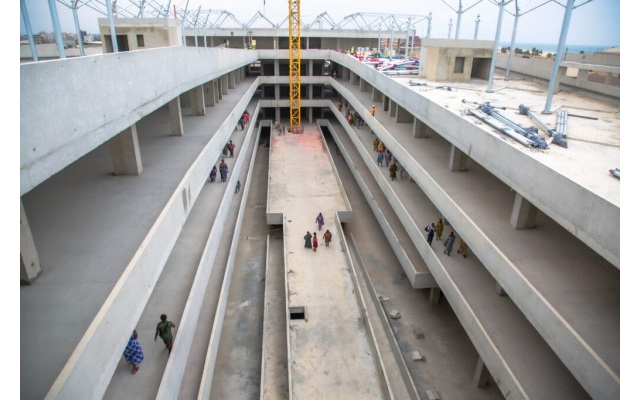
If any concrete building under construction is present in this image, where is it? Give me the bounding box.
[20,13,619,400]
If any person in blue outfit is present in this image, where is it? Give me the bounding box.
[123,329,144,374]
[219,159,229,182]
[209,165,217,182]
[443,232,456,256]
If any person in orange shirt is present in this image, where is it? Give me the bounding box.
[370,105,376,116]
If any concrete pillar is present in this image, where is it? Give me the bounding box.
[372,87,383,102]
[495,281,507,296]
[309,107,313,124]
[109,124,143,175]
[449,145,468,171]
[429,287,441,305]
[228,71,236,89]
[213,80,220,103]
[169,97,184,137]
[510,192,538,229]
[308,60,313,76]
[349,71,357,86]
[20,199,42,285]
[396,104,413,123]
[204,80,216,107]
[180,92,190,108]
[189,85,205,116]
[275,84,280,101]
[474,357,491,387]
[275,60,279,77]
[222,74,229,95]
[389,100,397,118]
[359,79,371,92]
[554,66,566,93]
[413,118,429,138]
[235,68,242,83]
[383,95,390,112]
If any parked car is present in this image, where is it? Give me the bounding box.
[379,61,419,75]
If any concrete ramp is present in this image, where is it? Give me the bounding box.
[267,127,385,399]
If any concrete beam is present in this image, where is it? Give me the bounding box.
[169,97,184,137]
[510,193,538,230]
[108,124,142,175]
[20,199,42,285]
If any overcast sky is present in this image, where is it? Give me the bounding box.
[18,0,620,46]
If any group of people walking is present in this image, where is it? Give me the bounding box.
[373,137,403,181]
[209,139,238,183]
[303,212,332,251]
[424,218,469,258]
[122,314,176,375]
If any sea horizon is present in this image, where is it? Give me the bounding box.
[498,42,618,54]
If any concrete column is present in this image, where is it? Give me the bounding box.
[222,74,229,95]
[189,85,205,116]
[228,71,236,89]
[372,87,383,102]
[309,107,313,124]
[20,199,42,285]
[474,357,491,387]
[383,95,390,112]
[308,60,313,76]
[204,80,215,107]
[276,108,281,121]
[275,60,279,77]
[235,68,242,83]
[554,66,567,93]
[349,71,357,86]
[510,192,538,229]
[275,84,280,101]
[213,80,219,103]
[396,104,413,123]
[217,78,224,100]
[180,92,190,108]
[413,118,429,138]
[429,287,441,305]
[495,281,507,296]
[389,100,397,118]
[449,145,468,171]
[169,97,184,137]
[109,124,142,175]
[360,79,371,92]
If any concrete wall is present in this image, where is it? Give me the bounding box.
[495,54,620,99]
[20,46,257,196]
[20,43,104,61]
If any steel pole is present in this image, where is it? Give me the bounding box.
[474,14,480,40]
[486,0,507,92]
[106,0,119,52]
[20,0,38,61]
[47,0,66,59]
[505,6,520,80]
[72,1,85,56]
[448,18,452,39]
[543,0,575,114]
[455,0,462,39]
[427,12,432,38]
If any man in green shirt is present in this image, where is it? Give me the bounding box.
[155,314,176,354]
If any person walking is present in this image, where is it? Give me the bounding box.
[219,159,229,182]
[222,142,229,158]
[389,162,398,181]
[370,105,376,117]
[209,165,217,182]
[377,150,384,167]
[338,100,343,112]
[435,218,444,241]
[155,314,176,354]
[123,329,144,374]
[373,137,380,152]
[304,231,312,249]
[323,229,332,247]
[384,150,392,167]
[227,140,236,158]
[316,212,324,231]
[235,180,241,193]
[312,232,319,252]
[443,232,456,256]
[457,239,469,258]
[425,223,435,246]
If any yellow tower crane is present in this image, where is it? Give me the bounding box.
[288,0,302,133]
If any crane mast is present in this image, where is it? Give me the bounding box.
[288,0,302,133]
